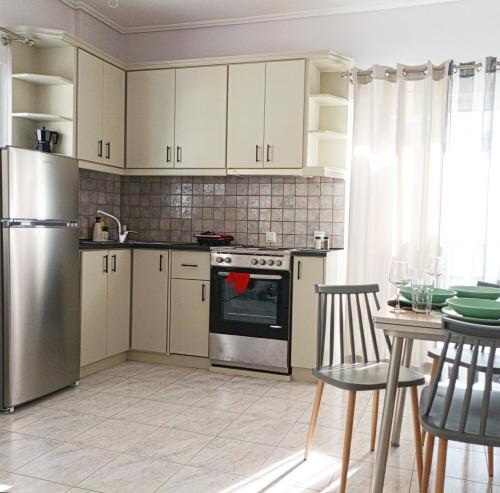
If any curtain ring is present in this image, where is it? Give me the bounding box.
[476,63,482,72]
[402,69,407,77]
[423,68,429,76]
[384,70,390,78]
[369,70,374,79]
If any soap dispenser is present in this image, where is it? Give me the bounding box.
[92,217,102,241]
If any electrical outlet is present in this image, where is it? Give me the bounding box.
[265,231,277,243]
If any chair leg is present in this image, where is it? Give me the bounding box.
[422,359,439,446]
[410,386,423,489]
[435,438,448,493]
[488,446,494,477]
[340,390,357,493]
[370,389,379,452]
[304,381,324,460]
[422,433,435,493]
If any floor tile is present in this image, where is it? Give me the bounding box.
[113,399,188,426]
[15,410,104,441]
[129,427,213,464]
[99,361,158,379]
[0,431,60,471]
[188,436,275,475]
[77,375,128,393]
[151,384,210,405]
[0,471,69,492]
[16,442,118,486]
[71,418,158,452]
[0,405,56,433]
[177,370,232,389]
[218,375,278,396]
[410,472,492,492]
[264,381,318,402]
[78,453,180,493]
[244,396,310,422]
[194,390,260,413]
[166,406,238,435]
[104,378,166,399]
[135,365,196,383]
[220,413,295,446]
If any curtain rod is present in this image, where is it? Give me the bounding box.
[341,60,500,80]
[0,27,35,47]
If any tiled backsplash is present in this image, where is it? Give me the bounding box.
[79,171,345,248]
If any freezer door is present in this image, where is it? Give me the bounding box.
[2,226,80,407]
[1,147,78,221]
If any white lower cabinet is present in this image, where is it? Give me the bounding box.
[80,250,131,367]
[170,279,210,357]
[131,250,169,353]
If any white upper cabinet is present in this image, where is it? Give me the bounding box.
[102,62,125,168]
[174,65,227,168]
[77,49,125,168]
[127,70,175,168]
[227,63,266,168]
[77,50,103,164]
[264,60,305,168]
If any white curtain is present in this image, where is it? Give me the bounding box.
[441,58,500,286]
[347,62,449,365]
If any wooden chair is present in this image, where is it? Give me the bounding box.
[420,317,500,493]
[303,284,425,493]
[423,280,500,478]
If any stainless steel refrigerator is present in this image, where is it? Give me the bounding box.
[0,147,80,411]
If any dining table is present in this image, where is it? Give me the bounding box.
[371,305,446,493]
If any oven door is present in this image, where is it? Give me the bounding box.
[210,267,290,340]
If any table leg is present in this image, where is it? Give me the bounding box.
[371,336,404,493]
[391,338,413,447]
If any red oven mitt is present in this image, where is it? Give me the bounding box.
[226,272,251,294]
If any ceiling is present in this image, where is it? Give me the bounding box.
[59,0,463,33]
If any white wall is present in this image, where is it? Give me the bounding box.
[123,0,499,67]
[0,0,123,59]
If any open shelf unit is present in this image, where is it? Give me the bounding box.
[10,37,76,157]
[304,60,351,178]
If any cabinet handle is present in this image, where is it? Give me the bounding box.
[97,140,103,157]
[176,146,182,163]
[166,146,172,163]
[105,142,111,159]
[103,254,108,273]
[181,263,198,268]
[111,254,117,272]
[266,144,272,163]
[255,145,260,163]
[159,254,164,272]
[202,283,206,302]
[297,260,301,280]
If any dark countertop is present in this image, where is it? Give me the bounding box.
[80,240,343,256]
[79,240,211,251]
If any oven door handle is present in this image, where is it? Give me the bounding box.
[217,272,283,281]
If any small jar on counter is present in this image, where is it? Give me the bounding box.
[322,236,330,250]
[315,236,323,250]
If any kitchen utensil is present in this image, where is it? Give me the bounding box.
[35,126,60,153]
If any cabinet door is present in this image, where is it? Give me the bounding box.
[127,70,175,168]
[80,251,108,366]
[106,250,131,356]
[291,256,324,369]
[170,279,209,357]
[77,50,103,163]
[102,62,125,168]
[264,60,305,168]
[131,250,168,353]
[174,66,227,168]
[227,63,265,168]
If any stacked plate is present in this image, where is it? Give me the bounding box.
[399,287,456,309]
[442,285,500,325]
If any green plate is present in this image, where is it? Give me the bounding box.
[399,295,447,309]
[446,297,500,319]
[442,306,500,326]
[400,287,456,304]
[449,285,500,300]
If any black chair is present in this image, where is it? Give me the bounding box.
[303,284,425,493]
[420,317,500,492]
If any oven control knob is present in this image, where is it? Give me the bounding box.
[216,256,224,263]
[267,259,274,266]
[259,259,266,266]
[250,258,258,265]
[224,257,232,264]
[275,260,283,267]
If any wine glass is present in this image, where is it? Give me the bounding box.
[425,257,443,287]
[389,260,411,313]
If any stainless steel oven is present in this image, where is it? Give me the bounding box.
[209,247,292,374]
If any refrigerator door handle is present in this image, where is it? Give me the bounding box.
[1,219,79,228]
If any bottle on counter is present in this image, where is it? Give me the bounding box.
[322,236,330,250]
[102,226,109,241]
[315,236,323,250]
[92,217,102,241]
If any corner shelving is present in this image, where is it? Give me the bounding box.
[12,112,72,122]
[309,93,347,107]
[12,73,73,86]
[308,129,347,140]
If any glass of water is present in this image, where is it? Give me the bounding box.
[411,274,433,315]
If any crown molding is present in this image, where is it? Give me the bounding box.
[59,0,462,35]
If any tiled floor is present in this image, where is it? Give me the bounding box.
[0,361,497,492]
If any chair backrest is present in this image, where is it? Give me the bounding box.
[314,284,390,370]
[422,317,500,439]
